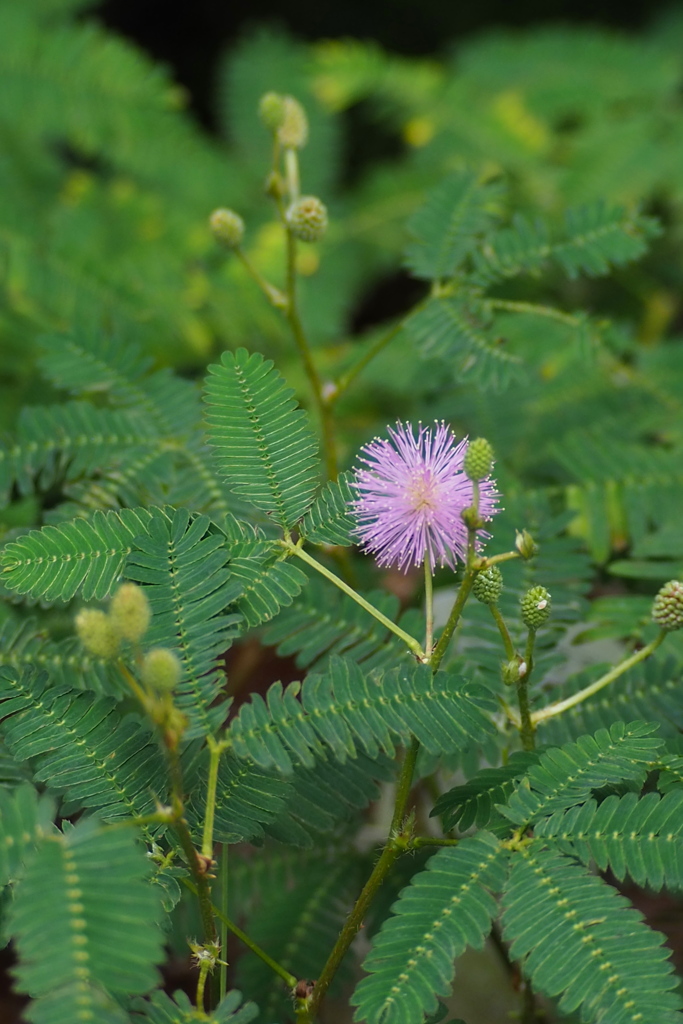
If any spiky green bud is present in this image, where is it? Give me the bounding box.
[464,438,494,481]
[286,195,328,242]
[258,91,287,131]
[473,565,503,605]
[652,580,683,632]
[515,529,538,560]
[109,582,151,642]
[75,609,120,659]
[209,208,245,248]
[141,648,182,692]
[521,586,551,631]
[277,96,308,148]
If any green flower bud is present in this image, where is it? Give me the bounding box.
[501,658,520,685]
[258,91,287,131]
[209,208,245,248]
[652,580,683,632]
[521,586,551,631]
[277,96,308,148]
[473,565,503,605]
[75,608,120,659]
[464,438,494,481]
[286,195,328,242]
[109,582,151,642]
[515,528,538,560]
[141,648,182,692]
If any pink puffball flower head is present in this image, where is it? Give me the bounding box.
[350,422,500,573]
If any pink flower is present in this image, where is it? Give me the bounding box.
[350,422,499,573]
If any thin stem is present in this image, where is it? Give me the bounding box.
[219,846,228,1002]
[430,570,476,671]
[532,631,667,725]
[282,210,338,480]
[284,147,300,200]
[196,960,210,1012]
[202,737,226,860]
[333,317,410,399]
[305,739,420,1021]
[484,297,583,329]
[484,550,521,568]
[183,879,298,990]
[424,554,434,658]
[409,836,460,849]
[490,604,516,661]
[234,248,287,309]
[167,746,217,944]
[286,542,424,658]
[517,631,537,752]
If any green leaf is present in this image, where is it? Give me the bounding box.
[1,506,153,602]
[352,834,509,1024]
[502,721,664,826]
[502,846,682,1022]
[125,507,242,736]
[0,402,161,506]
[0,783,54,888]
[203,348,320,530]
[262,576,421,674]
[0,617,121,696]
[0,669,167,822]
[129,987,258,1024]
[404,171,504,281]
[227,538,308,629]
[300,470,356,546]
[474,203,659,283]
[10,819,164,1018]
[227,657,496,774]
[431,751,540,831]
[237,859,360,1022]
[405,295,523,391]
[534,790,683,891]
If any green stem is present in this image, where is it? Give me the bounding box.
[167,745,217,944]
[517,631,537,751]
[282,209,338,480]
[484,550,521,568]
[430,570,477,672]
[185,881,297,990]
[286,542,425,658]
[490,604,516,661]
[305,739,420,1021]
[409,836,460,849]
[532,631,667,725]
[219,846,228,1002]
[333,317,409,399]
[234,248,287,309]
[424,554,434,658]
[196,960,211,1012]
[202,737,226,860]
[484,298,583,328]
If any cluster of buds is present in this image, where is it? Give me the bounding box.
[75,583,181,695]
[209,208,245,249]
[259,91,308,148]
[464,437,494,481]
[286,195,328,242]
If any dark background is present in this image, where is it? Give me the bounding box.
[98,0,676,130]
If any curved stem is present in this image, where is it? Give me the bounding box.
[430,570,477,671]
[532,631,666,725]
[183,878,297,989]
[202,737,226,859]
[517,630,537,753]
[490,604,516,660]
